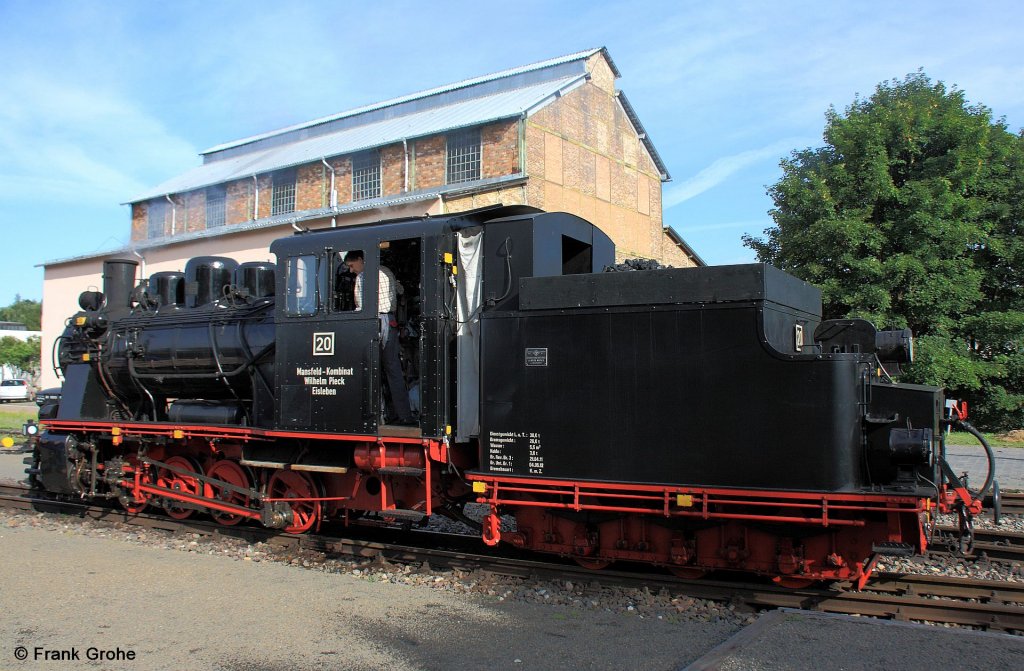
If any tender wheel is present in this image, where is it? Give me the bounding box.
[573,557,612,570]
[773,576,815,589]
[205,460,253,526]
[157,456,203,520]
[669,567,707,580]
[267,470,320,534]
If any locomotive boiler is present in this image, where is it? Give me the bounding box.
[28,205,988,587]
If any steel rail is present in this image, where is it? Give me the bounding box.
[2,483,1023,631]
[932,525,1024,562]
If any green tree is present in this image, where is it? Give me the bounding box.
[0,294,42,331]
[0,335,41,383]
[744,71,1023,431]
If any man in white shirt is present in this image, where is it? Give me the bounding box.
[344,250,415,426]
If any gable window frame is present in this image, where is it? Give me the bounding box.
[205,184,227,228]
[271,168,297,216]
[446,127,481,184]
[352,150,382,201]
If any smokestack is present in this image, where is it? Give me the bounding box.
[102,259,139,313]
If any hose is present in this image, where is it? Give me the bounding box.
[949,418,996,498]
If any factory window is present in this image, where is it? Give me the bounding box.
[147,199,167,238]
[446,128,481,184]
[271,168,296,216]
[205,185,226,228]
[352,151,381,201]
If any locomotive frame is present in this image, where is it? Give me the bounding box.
[29,205,987,587]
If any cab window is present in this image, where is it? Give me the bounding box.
[333,249,364,312]
[285,255,320,316]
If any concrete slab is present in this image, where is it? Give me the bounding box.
[682,608,1024,671]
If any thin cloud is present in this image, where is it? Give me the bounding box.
[664,139,802,208]
[0,76,197,205]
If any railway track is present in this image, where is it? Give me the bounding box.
[933,524,1024,562]
[2,482,1023,632]
[996,492,1024,516]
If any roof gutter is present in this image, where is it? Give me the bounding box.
[252,175,259,221]
[165,194,176,236]
[615,91,671,182]
[321,158,337,207]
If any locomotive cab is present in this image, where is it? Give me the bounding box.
[268,207,616,441]
[270,219,449,437]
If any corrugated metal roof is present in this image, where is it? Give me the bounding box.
[127,76,585,204]
[54,173,527,268]
[202,48,609,156]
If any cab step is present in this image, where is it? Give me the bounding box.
[872,542,915,556]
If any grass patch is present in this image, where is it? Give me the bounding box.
[0,406,35,446]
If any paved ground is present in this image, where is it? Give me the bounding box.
[684,609,1024,671]
[946,443,1024,491]
[0,450,28,483]
[0,522,734,671]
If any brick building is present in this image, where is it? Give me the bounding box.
[39,47,702,387]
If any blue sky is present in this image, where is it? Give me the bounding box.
[1,0,1022,303]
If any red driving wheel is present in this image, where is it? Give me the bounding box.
[157,456,203,520]
[267,470,320,534]
[205,460,253,526]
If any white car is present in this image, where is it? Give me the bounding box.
[0,379,30,402]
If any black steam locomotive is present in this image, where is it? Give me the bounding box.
[29,205,984,586]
